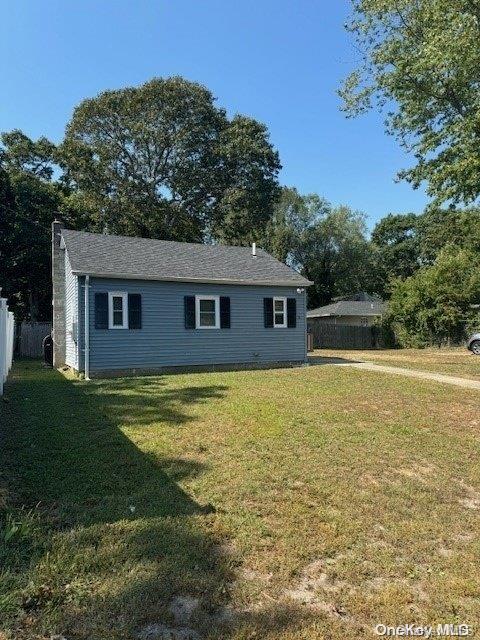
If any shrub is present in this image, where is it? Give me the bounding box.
[385,246,480,347]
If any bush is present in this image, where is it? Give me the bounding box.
[385,246,480,347]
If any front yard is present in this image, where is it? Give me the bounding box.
[1,360,480,639]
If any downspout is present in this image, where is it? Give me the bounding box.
[84,275,90,380]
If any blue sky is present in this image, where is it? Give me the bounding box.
[1,0,429,227]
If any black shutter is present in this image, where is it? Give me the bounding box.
[95,292,108,329]
[264,297,273,328]
[287,298,297,328]
[128,294,142,329]
[184,296,196,329]
[220,296,231,329]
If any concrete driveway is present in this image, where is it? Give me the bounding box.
[308,355,480,391]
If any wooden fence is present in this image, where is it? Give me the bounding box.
[0,297,15,395]
[308,321,381,350]
[17,322,51,358]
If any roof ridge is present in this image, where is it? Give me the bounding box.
[62,228,267,253]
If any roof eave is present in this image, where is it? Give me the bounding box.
[307,313,333,318]
[71,270,313,287]
[307,312,383,318]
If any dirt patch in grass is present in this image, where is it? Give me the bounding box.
[284,557,350,620]
[1,360,480,639]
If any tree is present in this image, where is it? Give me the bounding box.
[265,187,329,263]
[0,168,16,297]
[386,247,480,347]
[60,77,280,244]
[340,0,480,207]
[209,116,281,245]
[266,189,375,308]
[417,207,480,262]
[0,131,63,321]
[371,213,420,296]
[297,205,374,308]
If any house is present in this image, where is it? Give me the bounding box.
[52,221,312,377]
[307,293,385,329]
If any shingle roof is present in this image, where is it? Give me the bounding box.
[307,299,386,318]
[62,229,312,287]
[333,292,382,303]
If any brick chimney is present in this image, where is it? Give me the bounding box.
[52,219,66,368]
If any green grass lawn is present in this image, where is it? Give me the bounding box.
[315,347,480,381]
[1,360,480,639]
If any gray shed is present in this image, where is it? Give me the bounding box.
[307,294,386,328]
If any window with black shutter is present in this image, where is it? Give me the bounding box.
[108,292,128,329]
[264,296,296,328]
[273,297,287,328]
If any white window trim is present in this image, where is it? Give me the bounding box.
[108,291,128,329]
[195,295,220,329]
[273,296,287,328]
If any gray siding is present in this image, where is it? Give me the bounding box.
[77,278,307,372]
[64,251,79,369]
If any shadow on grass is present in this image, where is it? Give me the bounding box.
[1,364,226,525]
[0,361,317,639]
[308,355,362,366]
[91,375,228,427]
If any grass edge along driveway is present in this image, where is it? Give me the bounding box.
[314,347,480,382]
[1,359,480,640]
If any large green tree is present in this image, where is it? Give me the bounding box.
[60,77,280,244]
[340,0,480,207]
[417,206,480,261]
[0,131,63,321]
[266,188,375,308]
[298,204,375,308]
[371,212,420,296]
[265,187,330,263]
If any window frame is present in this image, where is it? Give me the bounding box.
[273,296,287,328]
[195,295,220,330]
[108,291,128,329]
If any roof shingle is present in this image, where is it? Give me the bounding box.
[62,229,312,287]
[307,299,386,318]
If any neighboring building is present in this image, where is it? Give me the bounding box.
[52,222,312,377]
[307,293,385,328]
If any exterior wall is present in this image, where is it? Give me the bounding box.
[308,315,380,327]
[52,221,66,367]
[64,251,79,369]
[77,278,307,373]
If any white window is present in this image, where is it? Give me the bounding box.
[195,295,220,329]
[108,291,128,329]
[273,296,287,328]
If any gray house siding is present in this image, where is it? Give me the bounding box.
[76,277,307,373]
[64,251,79,369]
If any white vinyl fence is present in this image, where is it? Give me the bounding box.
[0,296,15,395]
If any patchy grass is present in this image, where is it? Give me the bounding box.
[1,359,480,639]
[316,347,480,381]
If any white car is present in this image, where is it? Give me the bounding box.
[467,333,480,355]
